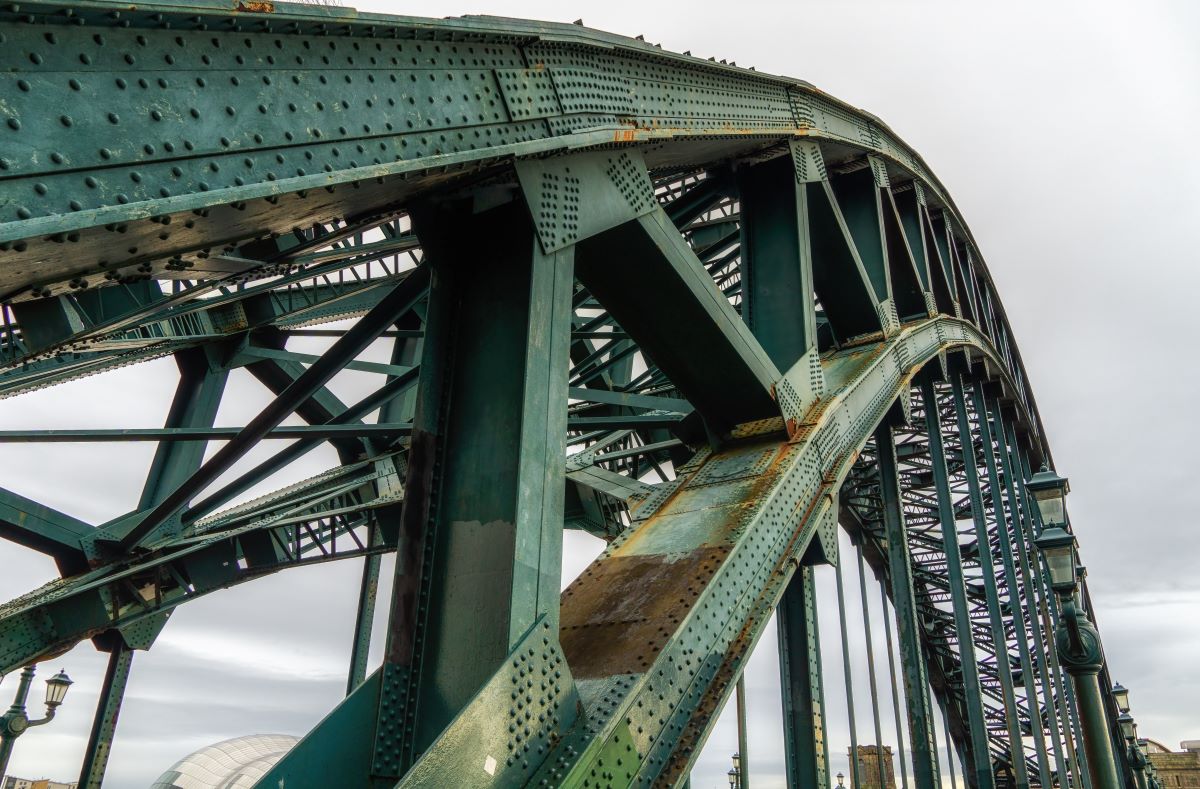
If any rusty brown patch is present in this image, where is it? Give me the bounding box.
[236,0,274,12]
[559,547,723,678]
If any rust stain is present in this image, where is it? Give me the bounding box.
[612,129,637,143]
[236,0,274,12]
[560,547,724,679]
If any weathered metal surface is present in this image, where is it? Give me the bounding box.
[0,3,1126,787]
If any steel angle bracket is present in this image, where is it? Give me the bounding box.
[515,149,657,254]
[776,348,826,434]
[790,139,828,185]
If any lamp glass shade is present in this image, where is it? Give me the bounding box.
[837,772,846,788]
[1112,683,1131,713]
[1118,713,1136,740]
[728,768,738,787]
[1035,527,1078,592]
[44,669,72,706]
[732,753,741,771]
[1033,490,1066,527]
[1027,466,1070,527]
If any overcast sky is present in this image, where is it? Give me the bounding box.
[0,1,1196,786]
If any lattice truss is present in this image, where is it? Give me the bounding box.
[0,3,1123,788]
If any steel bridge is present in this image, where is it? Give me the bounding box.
[0,2,1135,787]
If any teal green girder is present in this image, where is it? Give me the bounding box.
[0,3,1124,788]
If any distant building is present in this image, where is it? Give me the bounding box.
[851,745,897,789]
[1,778,78,789]
[150,734,299,789]
[1145,739,1200,788]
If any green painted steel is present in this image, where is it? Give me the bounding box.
[876,424,941,789]
[921,377,996,789]
[78,645,133,788]
[777,567,830,789]
[835,550,864,789]
[953,374,1034,789]
[855,541,889,789]
[975,383,1054,789]
[0,3,1133,787]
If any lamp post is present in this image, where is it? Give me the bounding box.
[836,770,845,788]
[1118,714,1148,789]
[728,752,742,789]
[0,664,73,774]
[1028,465,1122,789]
[1146,758,1161,789]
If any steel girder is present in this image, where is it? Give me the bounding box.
[0,4,1126,788]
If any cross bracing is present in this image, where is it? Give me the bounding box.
[0,2,1132,787]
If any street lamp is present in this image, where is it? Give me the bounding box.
[1117,713,1136,742]
[1027,464,1069,528]
[837,771,846,788]
[1029,466,1122,789]
[1112,683,1131,714]
[726,751,743,789]
[1124,722,1149,789]
[0,664,73,773]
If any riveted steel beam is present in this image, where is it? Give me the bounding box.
[0,487,92,575]
[370,196,575,779]
[77,643,134,789]
[575,207,780,434]
[778,566,830,789]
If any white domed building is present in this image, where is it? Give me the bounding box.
[149,734,299,789]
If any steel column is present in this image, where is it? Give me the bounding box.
[347,528,382,696]
[777,566,830,789]
[856,542,889,789]
[78,646,134,789]
[377,197,575,774]
[737,673,751,789]
[880,584,911,789]
[835,551,864,789]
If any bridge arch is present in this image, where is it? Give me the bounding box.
[0,4,1123,788]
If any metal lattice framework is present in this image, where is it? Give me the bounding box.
[0,3,1130,787]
